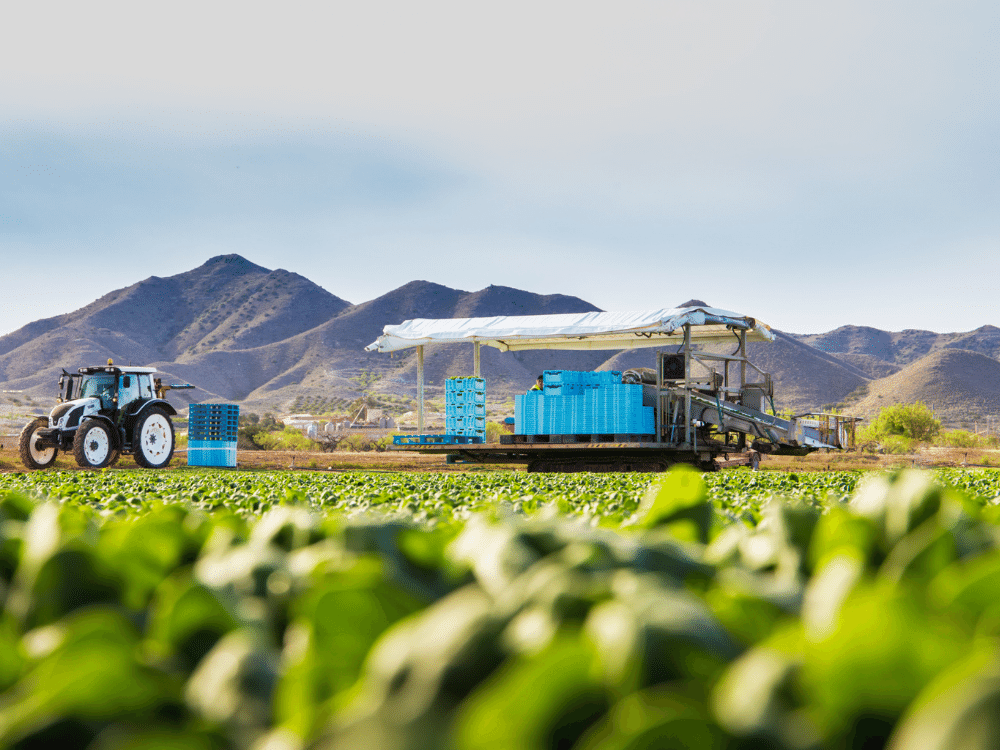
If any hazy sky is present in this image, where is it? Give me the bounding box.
[2,1,998,337]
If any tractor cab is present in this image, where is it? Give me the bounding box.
[53,365,157,425]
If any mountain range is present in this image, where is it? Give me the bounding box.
[1,254,996,427]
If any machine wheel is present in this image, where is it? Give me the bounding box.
[73,420,115,468]
[132,407,175,468]
[19,418,58,469]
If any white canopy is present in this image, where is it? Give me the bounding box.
[366,306,774,353]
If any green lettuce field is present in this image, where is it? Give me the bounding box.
[2,468,1000,749]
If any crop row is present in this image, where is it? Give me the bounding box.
[0,468,1000,747]
[1,468,999,523]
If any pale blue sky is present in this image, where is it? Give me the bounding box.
[2,1,999,337]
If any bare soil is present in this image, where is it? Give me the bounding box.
[0,442,519,474]
[1,440,997,475]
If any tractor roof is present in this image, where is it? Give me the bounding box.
[77,366,158,375]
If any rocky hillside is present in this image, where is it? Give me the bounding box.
[844,349,1000,426]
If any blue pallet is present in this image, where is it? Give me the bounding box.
[394,434,483,445]
[187,439,237,468]
[189,432,238,441]
[190,404,239,417]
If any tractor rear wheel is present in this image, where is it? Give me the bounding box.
[73,419,115,468]
[19,418,57,470]
[132,407,175,468]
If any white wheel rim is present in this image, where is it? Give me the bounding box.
[83,427,110,464]
[140,414,172,463]
[30,435,56,464]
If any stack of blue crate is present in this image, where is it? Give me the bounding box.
[445,377,486,440]
[188,403,239,467]
[515,390,544,435]
[514,371,655,436]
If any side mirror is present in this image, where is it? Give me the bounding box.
[122,376,131,388]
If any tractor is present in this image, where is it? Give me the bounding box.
[19,361,194,470]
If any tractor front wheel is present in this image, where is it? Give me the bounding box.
[73,419,116,469]
[19,418,57,470]
[133,408,175,468]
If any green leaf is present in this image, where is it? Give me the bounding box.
[636,467,712,543]
[578,687,725,750]
[451,636,609,750]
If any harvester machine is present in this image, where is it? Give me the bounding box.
[366,306,861,472]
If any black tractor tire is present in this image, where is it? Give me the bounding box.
[19,418,58,470]
[73,419,116,469]
[132,407,175,469]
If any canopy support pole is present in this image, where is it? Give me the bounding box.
[417,345,425,433]
[474,342,481,377]
[684,324,692,448]
[656,350,662,444]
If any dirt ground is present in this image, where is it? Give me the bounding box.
[2,439,999,475]
[0,442,509,473]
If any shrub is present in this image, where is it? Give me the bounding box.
[374,432,402,452]
[862,402,941,443]
[485,421,506,443]
[237,413,282,450]
[338,433,377,452]
[936,430,983,448]
[880,434,916,454]
[253,426,319,452]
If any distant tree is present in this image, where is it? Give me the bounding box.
[237,412,282,450]
[863,402,941,443]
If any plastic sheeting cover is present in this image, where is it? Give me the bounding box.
[365,306,774,353]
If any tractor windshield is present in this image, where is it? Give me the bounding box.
[80,373,116,409]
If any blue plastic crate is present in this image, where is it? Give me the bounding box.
[187,439,237,468]
[516,391,545,435]
[448,377,485,392]
[189,404,240,443]
[456,415,486,431]
[595,370,623,386]
[544,383,583,396]
[542,370,571,386]
[190,404,239,419]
